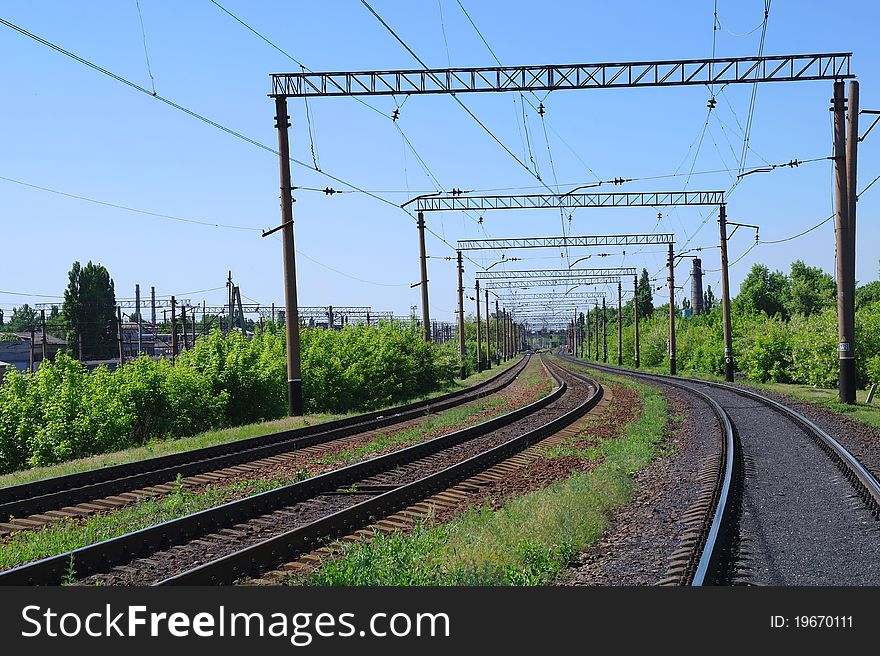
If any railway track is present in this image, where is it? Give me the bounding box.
[557,353,880,585]
[0,355,603,585]
[0,356,529,535]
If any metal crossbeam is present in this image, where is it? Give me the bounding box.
[477,267,636,280]
[497,292,606,302]
[271,53,852,97]
[485,278,621,289]
[459,233,674,250]
[421,192,722,212]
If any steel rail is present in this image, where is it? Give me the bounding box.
[160,357,603,585]
[555,353,738,585]
[0,357,576,585]
[0,358,529,521]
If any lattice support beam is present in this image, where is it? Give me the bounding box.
[421,192,722,212]
[271,53,852,97]
[477,267,636,280]
[458,233,674,250]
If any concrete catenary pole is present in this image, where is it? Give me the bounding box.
[417,211,431,342]
[835,79,858,403]
[117,306,124,367]
[150,286,156,329]
[475,279,483,373]
[484,287,491,369]
[274,95,304,415]
[171,296,178,364]
[594,303,599,362]
[634,275,640,368]
[719,204,734,382]
[135,284,142,355]
[691,258,704,315]
[495,300,501,365]
[457,250,466,379]
[617,281,623,365]
[586,305,591,359]
[602,297,608,363]
[40,309,47,363]
[668,242,677,376]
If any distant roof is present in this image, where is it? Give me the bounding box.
[10,332,67,345]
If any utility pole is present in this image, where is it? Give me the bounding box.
[328,305,334,330]
[617,281,623,365]
[150,286,156,330]
[594,303,599,362]
[227,271,234,336]
[602,297,608,363]
[417,211,431,342]
[457,250,466,379]
[135,284,142,355]
[834,79,858,403]
[29,325,35,372]
[40,309,47,363]
[634,275,640,368]
[274,95,304,415]
[171,296,178,363]
[117,306,124,367]
[668,242,677,375]
[484,288,491,369]
[495,300,501,365]
[586,307,591,359]
[475,280,483,373]
[181,305,188,350]
[719,204,734,382]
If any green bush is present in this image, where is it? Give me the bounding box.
[0,322,456,473]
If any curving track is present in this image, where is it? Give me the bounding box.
[0,356,530,535]
[0,355,603,585]
[557,353,880,586]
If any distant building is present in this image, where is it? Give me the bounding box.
[0,332,67,372]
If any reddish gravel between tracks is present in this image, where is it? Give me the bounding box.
[432,383,640,524]
[559,387,720,586]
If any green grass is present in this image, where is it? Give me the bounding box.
[0,358,521,490]
[296,372,669,586]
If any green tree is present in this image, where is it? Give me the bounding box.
[61,261,117,359]
[7,305,38,331]
[787,260,835,316]
[637,268,654,319]
[734,263,790,318]
[704,285,716,312]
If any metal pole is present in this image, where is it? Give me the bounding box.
[417,212,431,342]
[150,285,156,329]
[719,204,734,382]
[475,279,483,373]
[602,297,608,363]
[40,309,47,363]
[181,305,188,350]
[117,306,124,367]
[171,295,178,363]
[29,325,35,372]
[594,303,599,362]
[328,305,334,330]
[495,300,501,365]
[634,275,640,368]
[586,306,591,359]
[617,281,623,365]
[835,80,857,403]
[227,271,234,336]
[275,95,303,415]
[668,242,677,375]
[484,288,491,369]
[135,284,142,355]
[457,250,466,378]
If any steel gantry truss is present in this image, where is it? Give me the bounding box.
[483,278,621,290]
[476,267,637,280]
[458,233,674,250]
[270,50,858,413]
[271,53,852,97]
[420,192,723,213]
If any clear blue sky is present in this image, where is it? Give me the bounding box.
[2,1,879,323]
